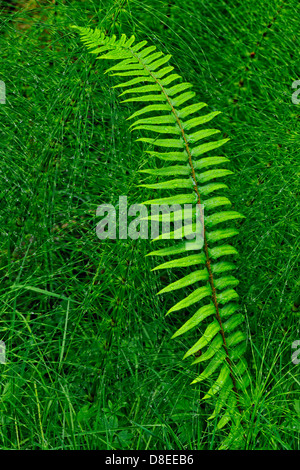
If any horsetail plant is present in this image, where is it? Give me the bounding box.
[73,26,252,449]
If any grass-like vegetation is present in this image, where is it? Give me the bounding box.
[0,0,299,450]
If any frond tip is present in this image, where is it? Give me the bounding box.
[73,26,250,440]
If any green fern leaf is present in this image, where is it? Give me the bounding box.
[73,26,251,443]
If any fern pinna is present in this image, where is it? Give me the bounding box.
[73,26,251,448]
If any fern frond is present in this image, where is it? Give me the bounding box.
[73,26,251,440]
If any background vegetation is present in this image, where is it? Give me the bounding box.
[0,0,299,449]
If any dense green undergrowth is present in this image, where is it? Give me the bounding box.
[0,0,299,450]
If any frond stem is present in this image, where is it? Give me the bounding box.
[128,48,241,407]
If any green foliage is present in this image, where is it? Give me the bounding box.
[73,26,252,446]
[1,0,299,451]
